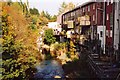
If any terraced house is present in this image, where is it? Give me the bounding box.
[61,0,120,53]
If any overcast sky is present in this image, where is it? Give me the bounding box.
[12,0,90,15]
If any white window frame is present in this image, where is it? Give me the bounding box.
[73,11,75,16]
[110,0,113,4]
[93,4,95,10]
[93,15,95,21]
[107,14,109,20]
[80,9,82,14]
[83,8,85,12]
[86,6,87,12]
[107,1,109,5]
[88,6,90,11]
[71,12,74,16]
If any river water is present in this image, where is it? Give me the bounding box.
[34,60,64,79]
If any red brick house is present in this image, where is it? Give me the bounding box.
[105,1,114,46]
[61,1,118,51]
[62,2,104,43]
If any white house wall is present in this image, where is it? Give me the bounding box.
[118,0,120,44]
[97,26,105,49]
[114,1,119,50]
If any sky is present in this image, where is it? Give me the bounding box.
[12,0,90,15]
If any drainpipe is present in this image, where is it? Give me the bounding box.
[96,3,98,38]
[112,2,115,50]
[61,15,64,31]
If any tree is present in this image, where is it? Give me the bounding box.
[50,15,57,22]
[40,11,46,17]
[38,11,57,26]
[58,2,67,15]
[2,11,24,80]
[45,11,51,20]
[1,1,41,79]
[66,2,75,11]
[44,29,56,45]
[29,8,39,15]
[58,2,75,15]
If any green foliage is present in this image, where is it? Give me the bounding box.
[39,16,48,25]
[2,14,24,79]
[66,51,71,58]
[29,24,37,30]
[29,8,39,15]
[29,16,38,30]
[1,1,41,79]
[39,11,57,26]
[53,42,65,51]
[49,15,57,22]
[31,16,37,24]
[45,11,51,20]
[45,54,53,60]
[2,59,23,79]
[58,2,67,15]
[58,2,75,15]
[44,29,56,45]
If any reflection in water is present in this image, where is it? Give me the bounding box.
[34,60,64,79]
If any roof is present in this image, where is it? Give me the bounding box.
[63,0,96,15]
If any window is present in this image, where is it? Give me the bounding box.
[86,7,87,11]
[93,4,95,10]
[110,13,113,25]
[100,31,103,37]
[110,12,113,30]
[107,14,109,20]
[93,15,95,21]
[71,12,74,16]
[111,0,113,4]
[73,11,75,16]
[83,8,85,12]
[80,9,82,14]
[88,6,90,11]
[107,2,109,5]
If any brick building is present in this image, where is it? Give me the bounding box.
[61,0,120,51]
[62,2,104,47]
[105,1,114,46]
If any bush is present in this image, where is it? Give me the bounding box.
[66,52,71,58]
[44,29,56,45]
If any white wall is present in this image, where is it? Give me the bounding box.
[48,22,58,29]
[118,0,120,47]
[48,22,62,35]
[97,26,106,49]
[114,1,119,50]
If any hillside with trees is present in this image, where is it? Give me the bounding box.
[1,1,41,79]
[0,1,77,79]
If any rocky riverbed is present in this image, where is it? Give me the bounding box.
[34,60,64,79]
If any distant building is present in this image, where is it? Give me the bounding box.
[57,14,62,25]
[47,22,62,35]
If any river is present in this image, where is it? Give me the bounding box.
[34,60,64,79]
